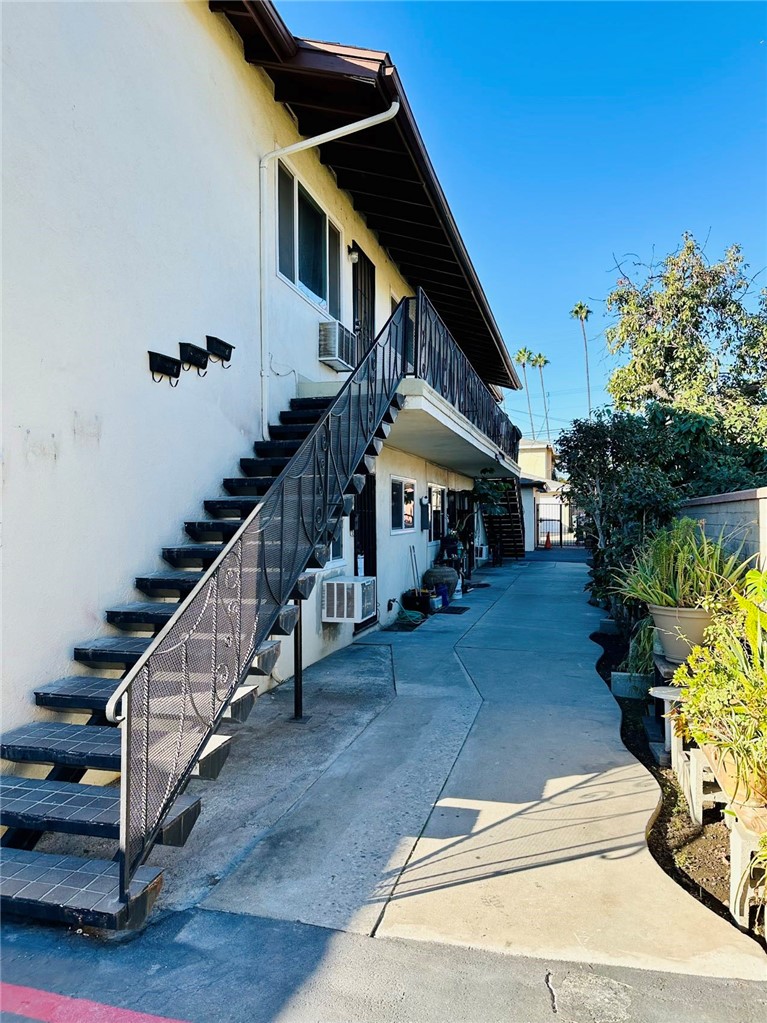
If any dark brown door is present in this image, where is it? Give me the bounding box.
[352,243,376,356]
[353,475,377,630]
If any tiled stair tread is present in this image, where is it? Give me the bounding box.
[74,636,151,665]
[0,776,199,841]
[204,497,260,515]
[185,520,241,538]
[35,675,118,711]
[0,848,162,929]
[290,396,333,409]
[1,722,121,769]
[106,602,180,626]
[135,571,203,593]
[160,544,223,560]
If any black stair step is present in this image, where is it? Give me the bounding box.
[0,776,200,846]
[224,467,288,493]
[254,439,302,458]
[36,676,120,713]
[236,466,278,487]
[345,473,365,495]
[204,497,260,519]
[307,544,329,569]
[185,519,242,540]
[279,408,325,425]
[74,637,151,668]
[136,570,202,596]
[192,734,232,780]
[2,723,121,771]
[251,639,281,676]
[272,604,299,636]
[269,423,313,441]
[162,543,223,567]
[223,685,258,724]
[390,393,406,410]
[290,396,333,410]
[106,602,180,628]
[289,572,317,601]
[1,848,163,931]
[366,437,383,457]
[375,420,391,440]
[358,454,376,475]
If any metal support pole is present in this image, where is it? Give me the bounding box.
[292,598,304,720]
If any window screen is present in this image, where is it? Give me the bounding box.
[403,481,415,530]
[298,185,326,300]
[328,223,341,320]
[277,164,295,281]
[391,480,404,531]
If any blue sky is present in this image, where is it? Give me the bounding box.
[280,1,767,438]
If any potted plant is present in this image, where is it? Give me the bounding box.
[611,616,655,699]
[615,518,751,664]
[673,569,767,833]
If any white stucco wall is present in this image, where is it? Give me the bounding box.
[373,447,474,628]
[521,487,537,552]
[2,1,413,735]
[678,488,767,570]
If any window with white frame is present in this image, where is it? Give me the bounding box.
[428,485,447,542]
[391,477,416,532]
[277,162,341,319]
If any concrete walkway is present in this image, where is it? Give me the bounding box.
[4,559,766,1022]
[205,560,765,979]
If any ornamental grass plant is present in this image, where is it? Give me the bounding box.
[615,518,752,610]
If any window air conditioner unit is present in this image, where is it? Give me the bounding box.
[319,321,357,372]
[322,576,376,623]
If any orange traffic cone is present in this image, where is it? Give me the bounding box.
[544,532,552,550]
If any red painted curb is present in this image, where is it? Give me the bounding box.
[0,982,191,1023]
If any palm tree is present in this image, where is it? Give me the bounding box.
[570,302,593,416]
[531,353,551,443]
[514,347,535,439]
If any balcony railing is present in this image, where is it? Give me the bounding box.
[410,289,521,462]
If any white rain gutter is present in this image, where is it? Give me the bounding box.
[258,98,400,436]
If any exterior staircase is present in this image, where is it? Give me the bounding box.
[0,389,403,931]
[483,479,525,560]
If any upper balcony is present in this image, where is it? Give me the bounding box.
[301,289,521,478]
[396,289,520,476]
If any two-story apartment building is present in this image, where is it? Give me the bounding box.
[1,1,522,928]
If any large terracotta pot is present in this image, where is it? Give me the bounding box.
[702,745,767,834]
[648,605,712,664]
[423,566,459,598]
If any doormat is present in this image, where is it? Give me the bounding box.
[437,605,470,614]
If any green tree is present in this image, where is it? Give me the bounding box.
[570,302,593,416]
[531,353,551,443]
[514,347,536,439]
[605,233,767,448]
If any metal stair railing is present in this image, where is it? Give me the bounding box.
[412,288,521,462]
[106,299,412,901]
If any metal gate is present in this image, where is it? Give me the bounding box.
[535,498,583,548]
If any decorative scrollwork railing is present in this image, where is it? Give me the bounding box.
[413,288,521,462]
[109,300,411,901]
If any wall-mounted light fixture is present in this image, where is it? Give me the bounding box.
[179,342,209,377]
[347,246,359,264]
[148,351,181,386]
[206,335,235,368]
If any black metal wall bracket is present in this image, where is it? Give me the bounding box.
[179,342,209,377]
[148,351,181,386]
[206,335,235,368]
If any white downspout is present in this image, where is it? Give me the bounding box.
[258,98,400,437]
